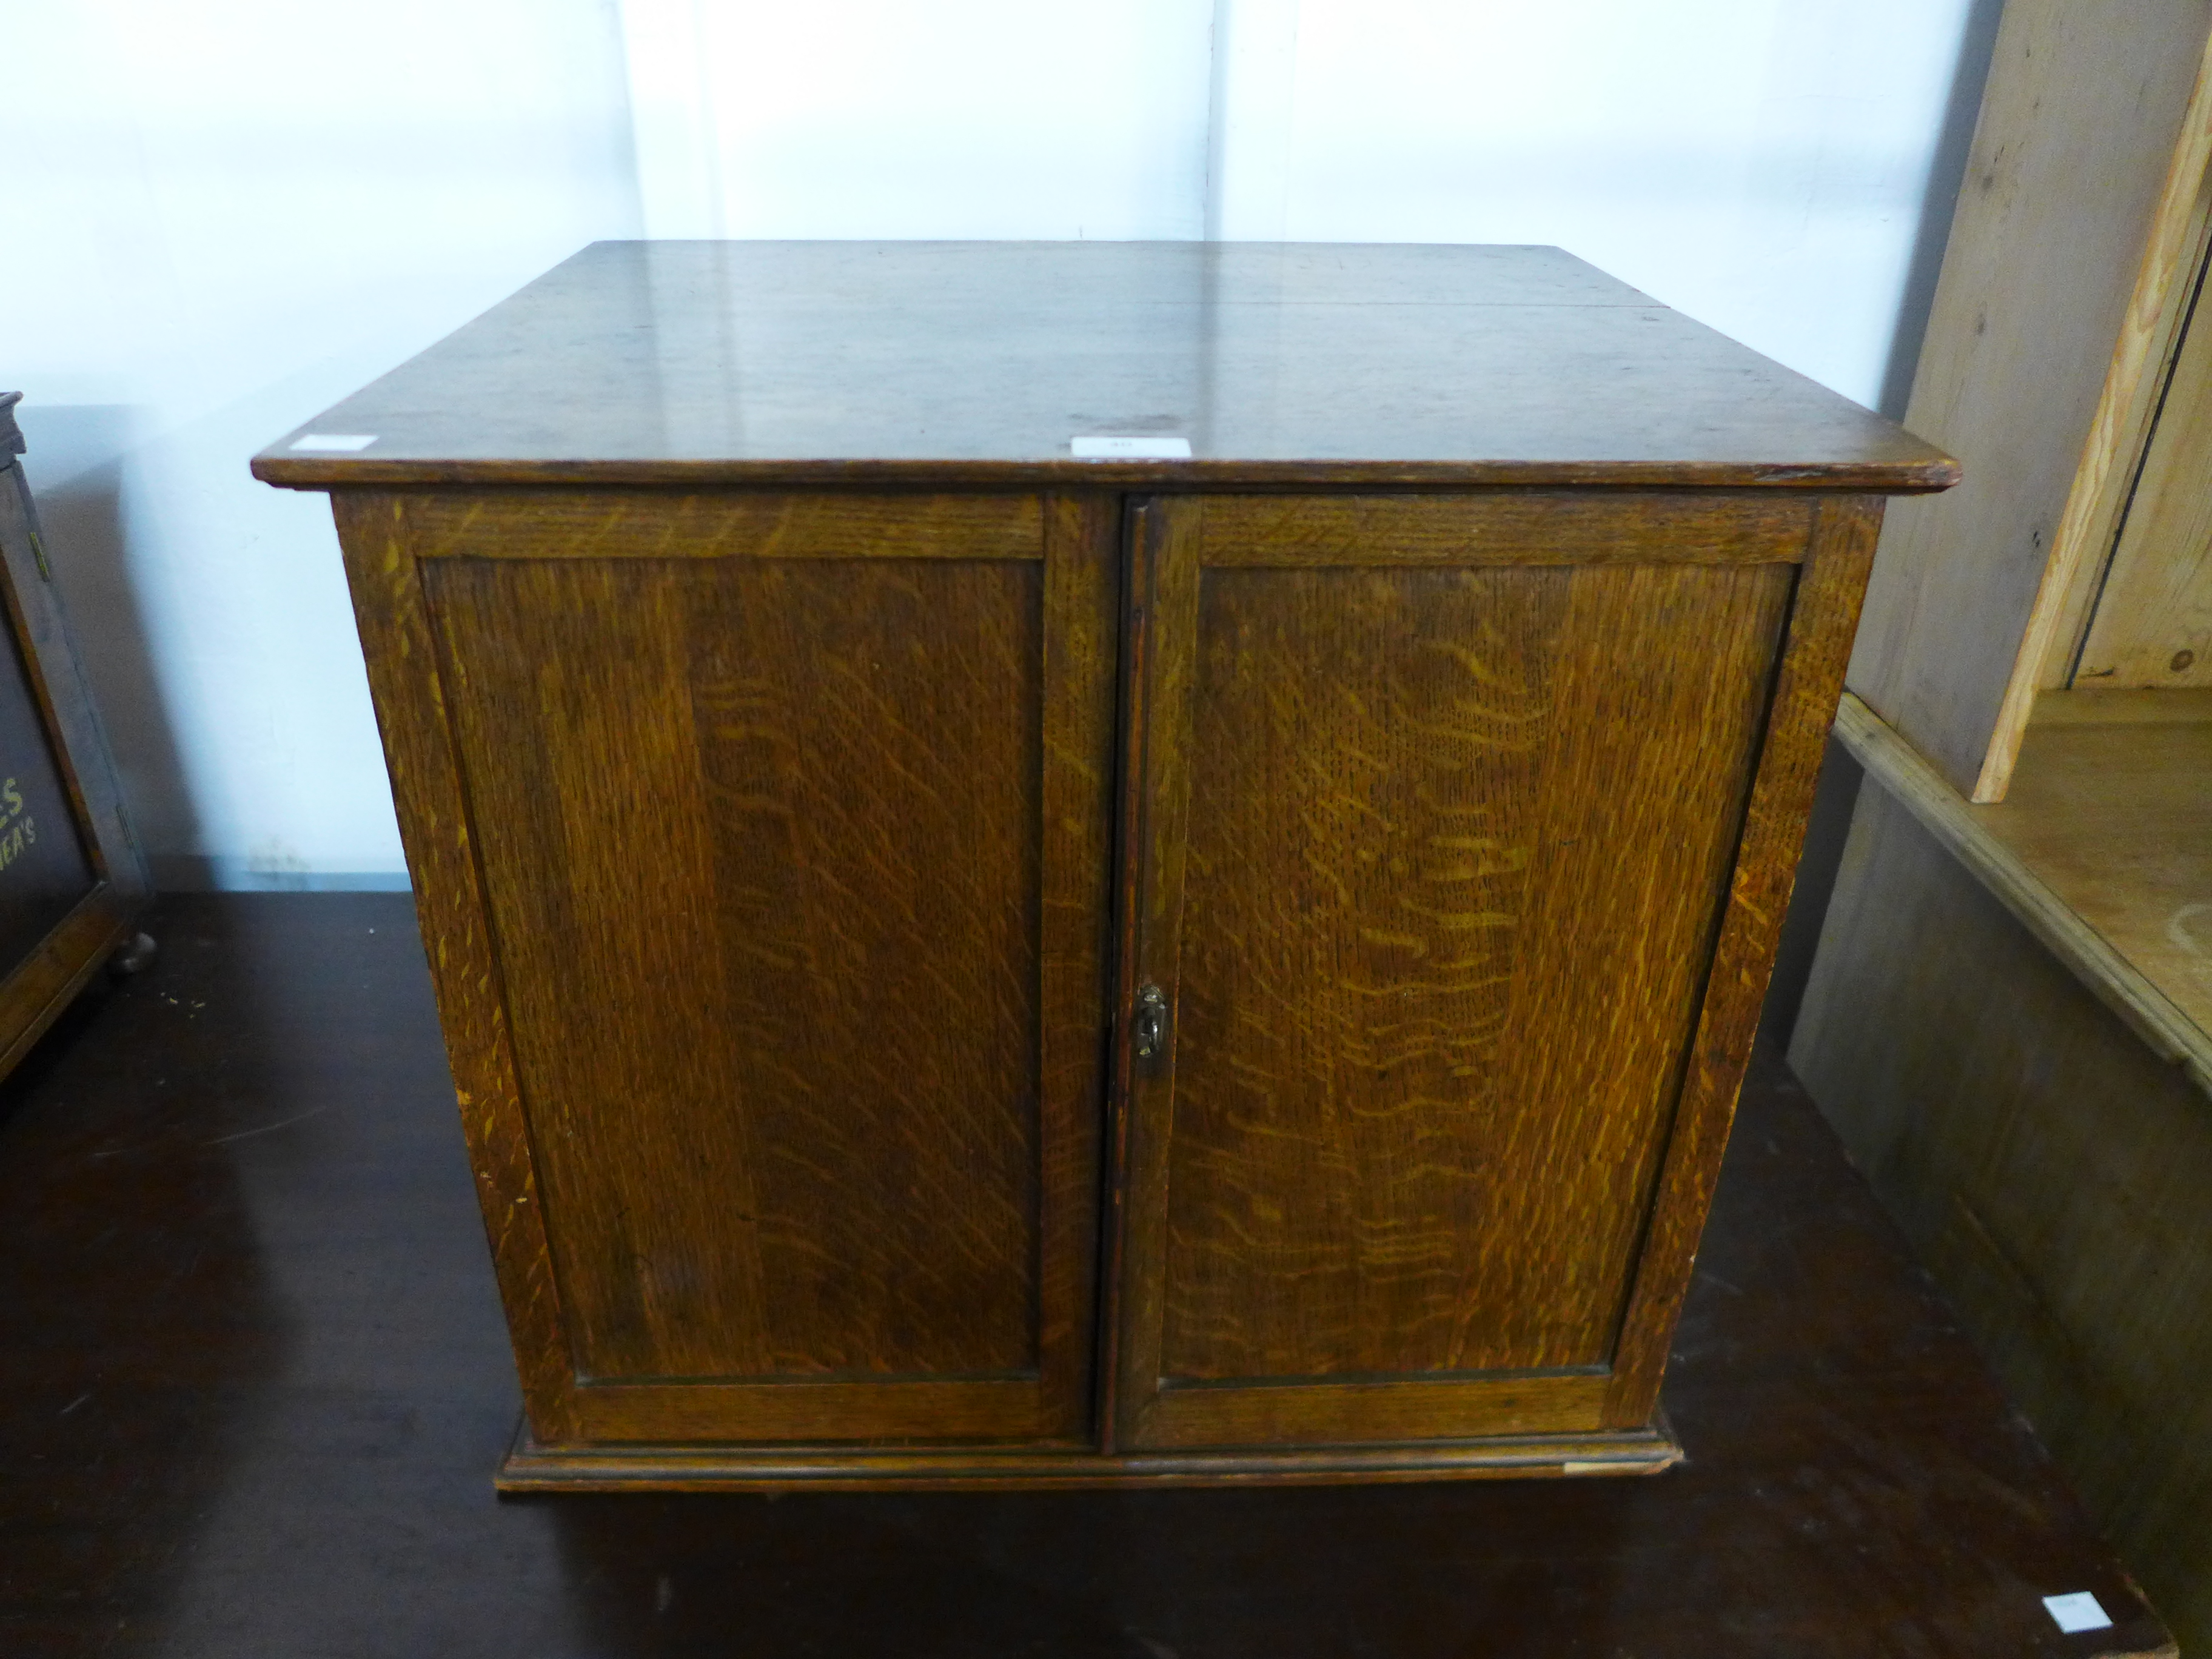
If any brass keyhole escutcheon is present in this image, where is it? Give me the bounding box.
[1132,984,1168,1062]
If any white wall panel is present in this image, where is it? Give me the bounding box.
[4,0,642,886]
[620,0,1216,241]
[1226,0,1980,407]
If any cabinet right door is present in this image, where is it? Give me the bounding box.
[1108,491,1817,1450]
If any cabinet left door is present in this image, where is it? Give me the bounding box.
[335,489,1120,1449]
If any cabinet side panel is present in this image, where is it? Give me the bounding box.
[428,553,1045,1383]
[1157,559,1791,1381]
[1604,497,1885,1426]
[1036,494,1118,1432]
[330,491,580,1440]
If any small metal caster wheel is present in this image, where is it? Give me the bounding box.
[110,932,158,976]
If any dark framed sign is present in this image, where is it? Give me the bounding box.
[0,392,151,1078]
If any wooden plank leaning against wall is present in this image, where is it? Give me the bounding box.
[1794,2,2212,1652]
[1847,0,2212,801]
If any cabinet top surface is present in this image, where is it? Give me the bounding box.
[253,241,1957,492]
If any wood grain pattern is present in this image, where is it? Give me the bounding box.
[1091,498,1153,1454]
[548,498,1121,1445]
[1792,779,2212,1659]
[568,1378,1054,1444]
[430,555,1044,1381]
[1983,713,2212,1034]
[1162,563,1791,1378]
[1830,691,2212,1099]
[396,489,1043,562]
[331,491,580,1441]
[1111,496,1204,1449]
[1604,496,1885,1427]
[249,243,1956,495]
[2076,245,2212,686]
[1847,0,2212,797]
[1115,494,1799,1449]
[2029,27,2212,702]
[1197,492,1814,566]
[1134,1373,1609,1449]
[501,1415,1678,1490]
[2034,687,2212,725]
[1036,491,1120,1425]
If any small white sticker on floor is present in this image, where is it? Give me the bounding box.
[2043,1592,2112,1634]
[1071,435,1191,460]
[290,434,378,452]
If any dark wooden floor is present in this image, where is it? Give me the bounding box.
[0,894,2172,1658]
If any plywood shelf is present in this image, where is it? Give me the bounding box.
[1832,692,2212,1099]
[1980,692,2212,1046]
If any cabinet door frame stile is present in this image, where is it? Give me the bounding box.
[1104,495,1203,1451]
[1031,489,1122,1438]
[1600,493,1886,1427]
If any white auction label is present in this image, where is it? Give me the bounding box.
[1070,435,1191,460]
[2043,1592,2112,1634]
[289,434,378,452]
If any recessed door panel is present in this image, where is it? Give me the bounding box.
[1113,494,1796,1448]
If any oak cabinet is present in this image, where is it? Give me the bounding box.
[253,241,1954,1489]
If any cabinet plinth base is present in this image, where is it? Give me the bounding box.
[494,1413,1684,1493]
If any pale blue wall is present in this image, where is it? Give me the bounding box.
[6,0,1994,889]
